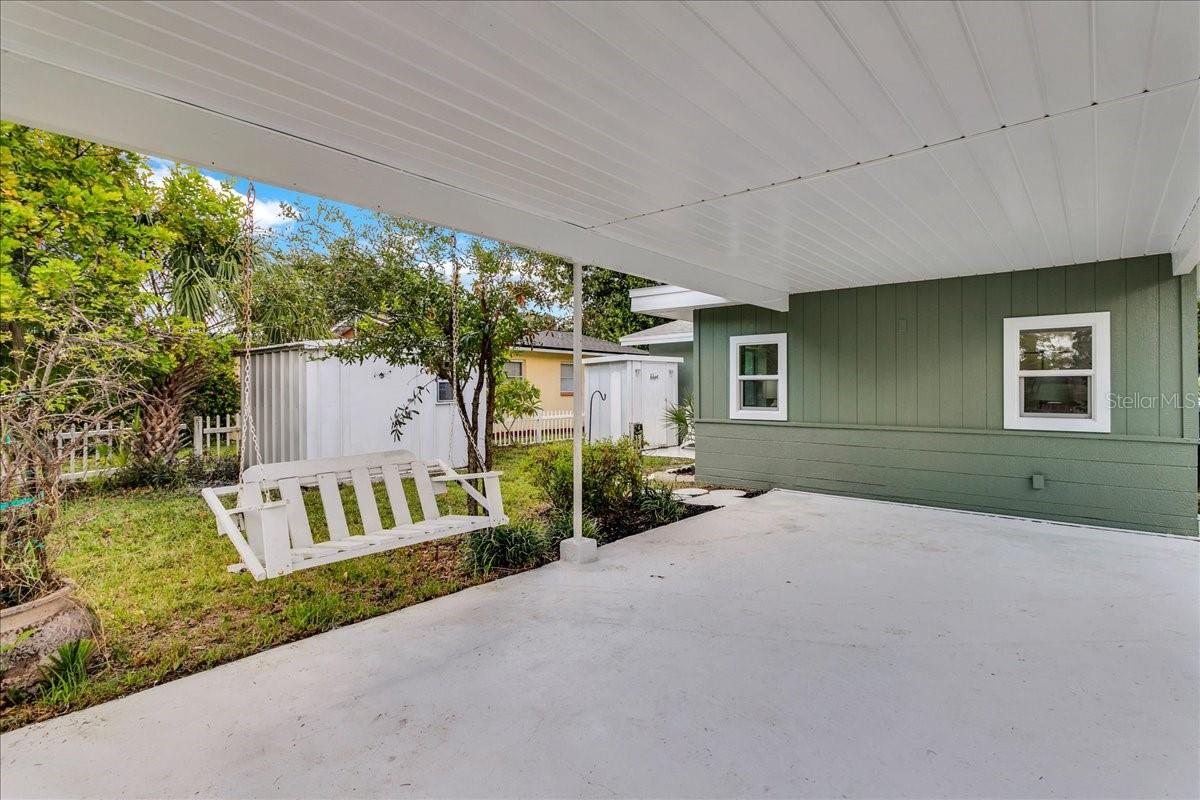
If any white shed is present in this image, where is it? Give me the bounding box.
[242,341,474,467]
[583,355,683,448]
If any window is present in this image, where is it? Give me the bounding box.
[435,379,453,404]
[729,333,787,421]
[504,360,525,380]
[559,362,574,395]
[1003,312,1110,432]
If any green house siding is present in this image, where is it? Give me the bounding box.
[646,340,693,400]
[694,256,1198,536]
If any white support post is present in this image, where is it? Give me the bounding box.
[193,416,203,458]
[561,259,597,564]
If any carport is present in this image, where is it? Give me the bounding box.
[2,491,1196,798]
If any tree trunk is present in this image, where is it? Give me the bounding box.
[133,362,206,463]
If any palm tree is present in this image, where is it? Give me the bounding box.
[132,167,251,464]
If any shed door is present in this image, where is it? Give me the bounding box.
[637,364,674,447]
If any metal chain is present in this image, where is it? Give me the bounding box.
[239,182,264,470]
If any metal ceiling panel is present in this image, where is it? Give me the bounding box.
[1,0,1196,300]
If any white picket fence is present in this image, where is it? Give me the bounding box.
[491,410,579,447]
[56,424,128,481]
[57,415,241,481]
[191,413,240,457]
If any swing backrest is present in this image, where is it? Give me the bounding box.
[238,449,442,546]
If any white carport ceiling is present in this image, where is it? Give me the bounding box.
[1,1,1197,307]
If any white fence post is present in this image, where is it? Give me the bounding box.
[193,416,204,458]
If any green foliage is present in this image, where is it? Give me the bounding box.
[39,639,95,707]
[462,521,550,575]
[0,122,165,332]
[108,452,241,490]
[545,509,604,548]
[582,267,660,342]
[0,533,51,608]
[494,375,541,427]
[530,437,645,520]
[150,165,246,323]
[186,360,240,418]
[110,456,187,490]
[183,454,241,487]
[662,394,694,445]
[637,483,687,525]
[250,257,335,345]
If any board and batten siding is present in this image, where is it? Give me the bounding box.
[694,255,1198,535]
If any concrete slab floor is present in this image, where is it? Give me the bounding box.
[2,490,1196,799]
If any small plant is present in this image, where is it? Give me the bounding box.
[110,456,185,490]
[285,593,344,634]
[462,522,549,575]
[39,638,95,707]
[183,453,241,486]
[545,509,604,549]
[662,394,694,445]
[638,483,687,525]
[530,437,644,519]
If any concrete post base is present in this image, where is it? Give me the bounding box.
[559,536,598,564]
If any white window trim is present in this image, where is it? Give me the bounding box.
[1003,312,1110,433]
[434,378,453,405]
[504,359,525,380]
[729,332,788,421]
[559,362,574,395]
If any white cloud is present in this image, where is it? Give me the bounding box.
[144,157,292,229]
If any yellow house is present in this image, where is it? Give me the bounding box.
[504,331,647,413]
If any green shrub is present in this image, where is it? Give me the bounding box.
[545,509,604,549]
[462,522,549,575]
[638,483,687,525]
[110,456,185,490]
[183,454,241,486]
[530,437,644,519]
[40,639,95,707]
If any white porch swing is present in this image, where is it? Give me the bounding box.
[202,188,507,580]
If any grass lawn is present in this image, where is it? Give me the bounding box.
[1,446,690,731]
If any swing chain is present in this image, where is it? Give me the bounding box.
[240,183,264,469]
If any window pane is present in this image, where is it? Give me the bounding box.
[559,362,574,393]
[436,379,452,403]
[1019,326,1092,370]
[1021,376,1089,416]
[739,343,778,376]
[741,379,779,409]
[504,361,524,379]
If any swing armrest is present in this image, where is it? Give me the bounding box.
[224,500,289,516]
[430,471,503,482]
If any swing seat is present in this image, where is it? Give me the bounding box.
[201,450,506,580]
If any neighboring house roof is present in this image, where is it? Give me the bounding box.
[619,320,694,346]
[517,330,647,356]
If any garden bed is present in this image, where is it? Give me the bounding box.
[0,444,693,731]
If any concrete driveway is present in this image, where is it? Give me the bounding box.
[3,490,1196,799]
